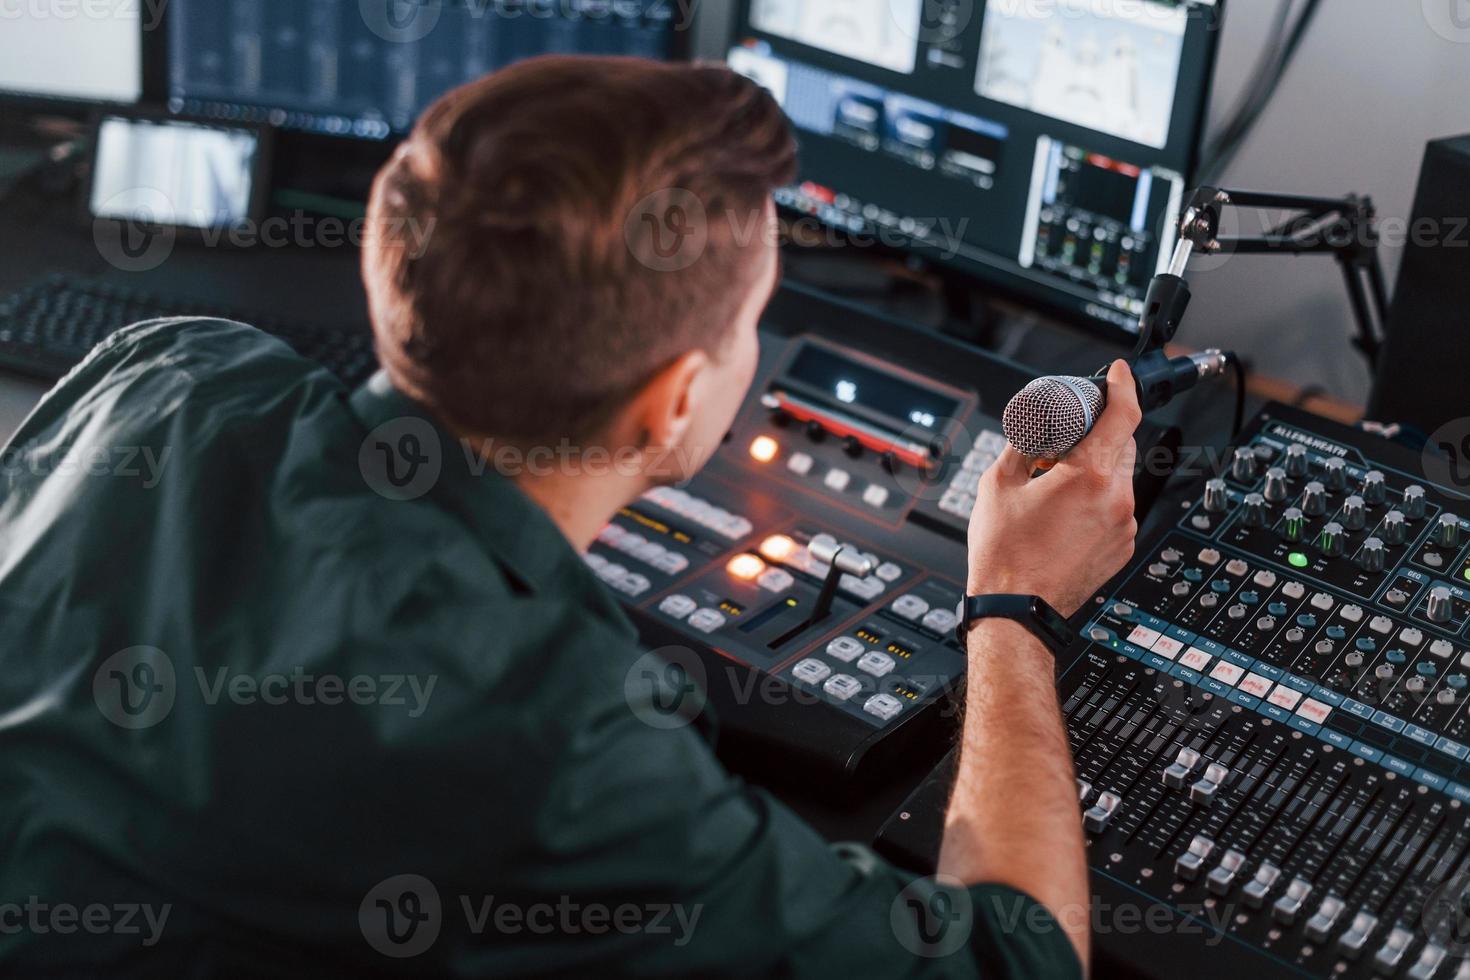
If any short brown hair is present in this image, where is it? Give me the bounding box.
[363,55,797,444]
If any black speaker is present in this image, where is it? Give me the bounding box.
[1369,135,1470,431]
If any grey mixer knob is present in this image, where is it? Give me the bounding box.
[1241,493,1268,527]
[1437,513,1461,548]
[1263,467,1290,503]
[1341,495,1366,530]
[1429,587,1455,624]
[1302,481,1327,516]
[1359,537,1386,573]
[1282,507,1306,543]
[1284,443,1309,477]
[1361,470,1386,504]
[1403,484,1427,519]
[1381,510,1407,545]
[1323,457,1347,490]
[1204,479,1230,513]
[1231,447,1257,482]
[1319,522,1345,558]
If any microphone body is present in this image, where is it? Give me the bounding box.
[1003,349,1229,460]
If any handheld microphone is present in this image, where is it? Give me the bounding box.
[1003,349,1231,460]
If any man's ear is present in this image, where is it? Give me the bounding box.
[627,349,710,451]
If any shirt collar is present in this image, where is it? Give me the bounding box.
[348,371,596,598]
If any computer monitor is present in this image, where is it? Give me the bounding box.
[727,0,1224,338]
[166,0,688,139]
[0,1,143,106]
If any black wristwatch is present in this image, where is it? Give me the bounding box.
[956,594,1076,653]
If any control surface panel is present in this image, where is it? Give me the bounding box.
[587,286,1026,783]
[881,403,1470,979]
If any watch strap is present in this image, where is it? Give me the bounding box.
[957,594,1076,652]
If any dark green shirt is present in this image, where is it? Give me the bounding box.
[0,319,1081,978]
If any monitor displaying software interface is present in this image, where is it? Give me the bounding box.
[0,1,142,103]
[166,0,683,138]
[731,0,1223,335]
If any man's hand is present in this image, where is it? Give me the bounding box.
[966,359,1142,616]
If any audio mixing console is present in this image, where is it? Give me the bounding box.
[878,403,1470,979]
[586,283,1175,785]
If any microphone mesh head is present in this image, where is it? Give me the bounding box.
[1003,376,1105,460]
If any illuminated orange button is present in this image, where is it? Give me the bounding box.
[749,435,779,464]
[759,534,797,563]
[726,554,766,581]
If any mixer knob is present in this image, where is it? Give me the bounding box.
[1403,484,1427,518]
[1359,537,1386,573]
[1301,481,1328,516]
[1322,457,1347,490]
[1241,493,1268,527]
[1203,479,1230,513]
[1341,495,1367,530]
[1231,447,1257,481]
[1282,507,1306,543]
[1361,470,1386,504]
[1319,522,1345,557]
[1381,510,1407,544]
[1284,443,1309,477]
[1323,458,1346,490]
[843,436,863,458]
[1263,467,1290,503]
[1429,586,1455,624]
[1437,513,1462,548]
[805,420,827,443]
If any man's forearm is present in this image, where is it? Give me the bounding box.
[937,618,1090,969]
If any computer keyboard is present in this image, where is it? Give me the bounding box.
[0,275,377,385]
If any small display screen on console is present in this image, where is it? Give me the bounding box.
[784,345,960,432]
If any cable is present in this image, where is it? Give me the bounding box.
[1197,0,1324,184]
[1225,352,1248,441]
